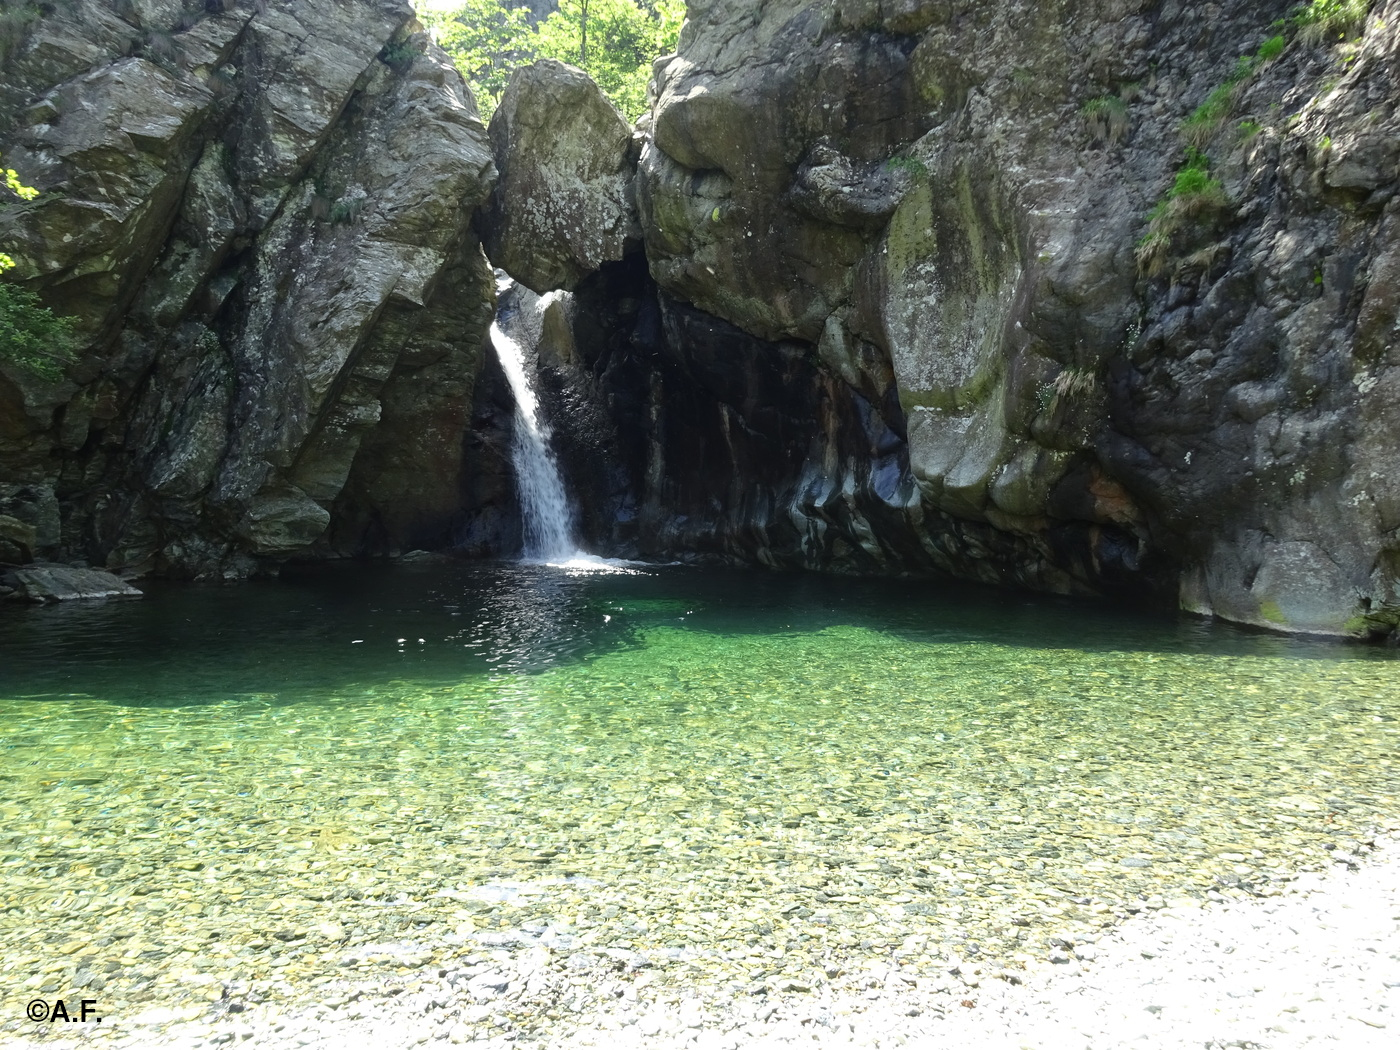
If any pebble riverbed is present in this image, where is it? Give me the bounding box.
[6,834,1396,1049]
[3,567,1398,1048]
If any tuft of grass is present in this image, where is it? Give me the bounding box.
[1182,83,1242,147]
[1054,367,1099,400]
[1160,156,1231,217]
[1134,231,1173,278]
[1007,67,1036,103]
[1137,150,1231,277]
[1258,34,1288,61]
[1293,0,1372,45]
[1180,31,1293,148]
[1238,118,1263,139]
[1037,368,1101,414]
[1082,95,1130,144]
[1182,57,1259,147]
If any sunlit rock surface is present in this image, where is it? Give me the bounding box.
[575,0,1400,637]
[479,59,641,293]
[0,0,496,576]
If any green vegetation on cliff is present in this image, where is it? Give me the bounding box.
[1,155,75,381]
[1081,94,1129,144]
[1180,34,1286,147]
[1293,0,1373,43]
[426,0,684,119]
[1136,150,1230,276]
[1138,0,1373,278]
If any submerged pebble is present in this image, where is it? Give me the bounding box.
[0,568,1397,1045]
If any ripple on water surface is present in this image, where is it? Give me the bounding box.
[1,562,1398,1031]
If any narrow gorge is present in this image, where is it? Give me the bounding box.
[3,0,1400,638]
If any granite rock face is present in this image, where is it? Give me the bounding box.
[0,0,496,577]
[478,59,640,293]
[578,0,1400,637]
[6,1,1400,639]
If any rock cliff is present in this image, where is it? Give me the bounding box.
[478,0,1400,637]
[0,0,496,577]
[5,0,1400,639]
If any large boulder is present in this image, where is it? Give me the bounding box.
[5,565,142,602]
[479,59,640,293]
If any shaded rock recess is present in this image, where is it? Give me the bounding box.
[5,0,1400,638]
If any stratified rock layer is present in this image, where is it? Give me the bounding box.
[0,0,496,576]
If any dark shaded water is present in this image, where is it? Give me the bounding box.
[2,560,1385,705]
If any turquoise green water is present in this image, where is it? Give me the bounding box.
[2,562,1399,1025]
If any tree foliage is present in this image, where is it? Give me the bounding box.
[1,155,76,382]
[426,0,684,120]
[426,0,538,113]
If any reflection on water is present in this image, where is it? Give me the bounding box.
[1,561,1398,1035]
[5,561,1388,707]
[467,563,609,673]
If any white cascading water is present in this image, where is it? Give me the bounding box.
[491,316,579,563]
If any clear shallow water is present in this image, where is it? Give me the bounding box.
[2,561,1399,1027]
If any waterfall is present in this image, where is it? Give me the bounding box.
[490,291,583,564]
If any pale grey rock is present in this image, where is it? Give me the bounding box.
[8,564,142,601]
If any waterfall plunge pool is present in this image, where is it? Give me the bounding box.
[2,560,1398,1034]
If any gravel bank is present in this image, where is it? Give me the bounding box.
[13,835,1397,1050]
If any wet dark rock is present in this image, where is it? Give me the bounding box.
[0,515,36,565]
